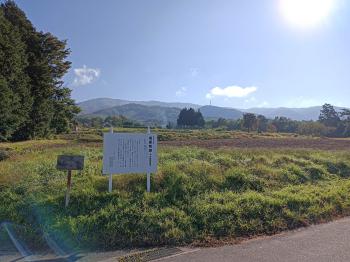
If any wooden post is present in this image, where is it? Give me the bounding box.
[65,170,72,208]
[57,155,84,208]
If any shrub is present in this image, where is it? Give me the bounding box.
[304,165,328,181]
[223,168,263,192]
[158,167,189,204]
[0,149,9,161]
[326,161,350,178]
[279,164,308,184]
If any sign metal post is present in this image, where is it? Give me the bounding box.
[147,126,151,192]
[108,126,114,193]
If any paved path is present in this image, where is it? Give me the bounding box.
[3,218,350,261]
[161,217,350,262]
[0,228,21,262]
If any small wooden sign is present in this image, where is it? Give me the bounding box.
[56,155,84,208]
[57,155,84,171]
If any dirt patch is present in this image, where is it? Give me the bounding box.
[160,137,350,150]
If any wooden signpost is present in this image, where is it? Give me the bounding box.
[57,155,84,207]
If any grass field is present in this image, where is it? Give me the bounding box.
[1,129,350,250]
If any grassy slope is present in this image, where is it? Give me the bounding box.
[1,133,350,250]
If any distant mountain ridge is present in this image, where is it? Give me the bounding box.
[78,98,200,114]
[241,106,346,121]
[78,98,347,125]
[200,105,243,120]
[91,103,181,125]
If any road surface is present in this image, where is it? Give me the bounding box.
[3,217,350,261]
[0,227,21,262]
[160,217,350,262]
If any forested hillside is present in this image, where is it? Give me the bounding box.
[0,1,79,141]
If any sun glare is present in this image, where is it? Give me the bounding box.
[279,0,336,28]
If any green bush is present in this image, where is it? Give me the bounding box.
[223,168,263,192]
[326,161,350,178]
[0,149,9,161]
[304,165,328,181]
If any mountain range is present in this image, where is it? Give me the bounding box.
[78,98,346,125]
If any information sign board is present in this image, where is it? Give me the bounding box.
[103,133,157,175]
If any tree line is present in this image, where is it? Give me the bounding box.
[76,115,144,129]
[0,1,79,141]
[175,104,350,138]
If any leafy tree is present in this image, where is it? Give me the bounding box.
[340,109,350,137]
[51,88,80,133]
[272,116,298,133]
[227,119,242,131]
[0,8,30,141]
[319,103,340,128]
[177,108,205,128]
[0,1,79,140]
[0,79,14,140]
[44,33,80,133]
[104,115,128,127]
[212,118,228,128]
[340,109,350,120]
[242,113,256,132]
[195,110,205,127]
[267,123,277,133]
[90,117,104,128]
[256,115,268,133]
[297,121,330,137]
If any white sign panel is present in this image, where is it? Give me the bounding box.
[103,133,157,174]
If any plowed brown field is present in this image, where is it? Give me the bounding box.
[160,137,350,150]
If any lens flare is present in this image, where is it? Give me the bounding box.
[279,0,336,28]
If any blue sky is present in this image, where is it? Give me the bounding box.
[15,0,350,108]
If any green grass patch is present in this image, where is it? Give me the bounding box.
[1,139,350,249]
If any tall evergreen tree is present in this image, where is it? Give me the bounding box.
[319,103,340,128]
[340,109,350,137]
[242,113,256,132]
[1,1,79,140]
[41,32,80,133]
[177,108,204,128]
[0,8,30,141]
[256,115,268,133]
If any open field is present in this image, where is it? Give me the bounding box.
[1,130,350,251]
[161,137,350,150]
[57,128,350,150]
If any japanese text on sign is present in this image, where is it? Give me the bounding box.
[102,133,157,174]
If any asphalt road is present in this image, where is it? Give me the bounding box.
[3,218,350,262]
[0,228,21,262]
[161,217,350,262]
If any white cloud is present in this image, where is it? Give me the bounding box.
[73,65,100,86]
[176,86,187,97]
[206,85,257,99]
